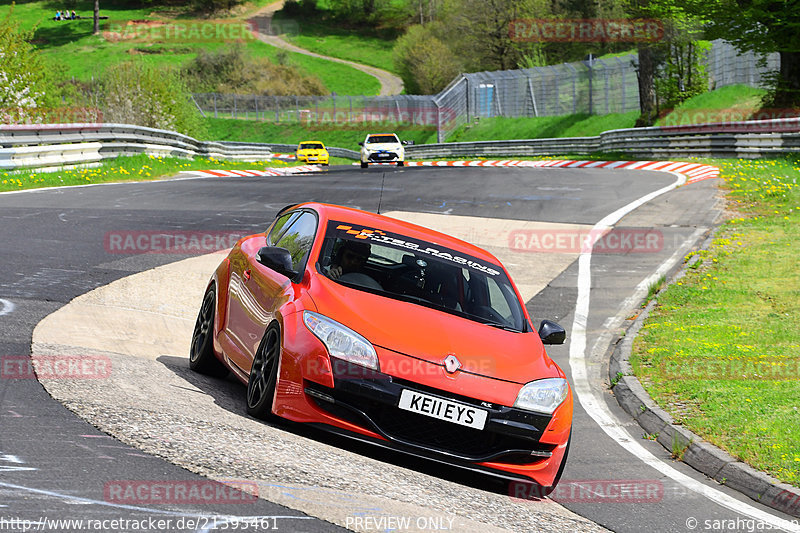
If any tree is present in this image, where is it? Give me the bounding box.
[102,60,205,136]
[393,25,460,94]
[435,0,539,71]
[93,0,99,34]
[0,8,48,123]
[682,0,800,105]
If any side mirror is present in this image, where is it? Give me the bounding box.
[402,140,414,145]
[358,142,364,146]
[256,246,296,278]
[538,319,566,345]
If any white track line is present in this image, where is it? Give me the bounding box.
[569,170,800,532]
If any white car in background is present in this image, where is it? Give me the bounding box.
[359,133,411,168]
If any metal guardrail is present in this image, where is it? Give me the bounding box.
[0,123,273,171]
[241,142,360,160]
[2,118,798,172]
[405,117,800,159]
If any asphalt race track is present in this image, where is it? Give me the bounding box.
[1,164,798,533]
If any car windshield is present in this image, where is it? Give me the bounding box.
[366,135,398,144]
[316,221,527,332]
[300,143,324,150]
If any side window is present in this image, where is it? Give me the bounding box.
[267,212,298,246]
[275,212,318,271]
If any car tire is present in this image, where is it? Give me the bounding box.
[246,323,281,420]
[189,285,228,377]
[360,161,368,168]
[397,161,404,167]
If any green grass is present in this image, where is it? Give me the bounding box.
[630,156,800,485]
[247,40,380,96]
[0,153,299,193]
[448,112,639,142]
[3,1,380,95]
[202,117,438,146]
[656,84,768,126]
[276,16,398,75]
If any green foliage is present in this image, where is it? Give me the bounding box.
[679,0,800,105]
[101,60,206,137]
[392,25,460,94]
[655,35,709,112]
[181,45,328,96]
[0,6,49,122]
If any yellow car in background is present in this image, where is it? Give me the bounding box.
[296,141,329,166]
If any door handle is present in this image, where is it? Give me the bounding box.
[243,269,251,281]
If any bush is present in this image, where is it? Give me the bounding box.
[101,60,205,137]
[393,25,460,95]
[181,45,327,96]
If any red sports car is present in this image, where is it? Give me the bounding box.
[190,202,572,490]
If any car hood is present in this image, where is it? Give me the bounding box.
[363,143,402,151]
[308,278,561,384]
[298,149,327,154]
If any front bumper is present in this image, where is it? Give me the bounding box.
[297,154,329,164]
[304,358,557,466]
[363,151,403,162]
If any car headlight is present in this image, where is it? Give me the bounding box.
[513,378,569,415]
[303,311,378,370]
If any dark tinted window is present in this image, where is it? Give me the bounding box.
[366,135,399,144]
[317,221,526,332]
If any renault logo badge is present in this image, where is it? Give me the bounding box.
[444,354,461,374]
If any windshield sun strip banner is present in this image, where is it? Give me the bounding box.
[327,220,502,277]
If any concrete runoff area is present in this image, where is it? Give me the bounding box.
[31,212,602,533]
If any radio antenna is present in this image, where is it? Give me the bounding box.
[377,171,386,214]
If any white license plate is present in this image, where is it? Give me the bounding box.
[398,389,487,430]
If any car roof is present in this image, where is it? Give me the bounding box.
[365,133,398,137]
[298,140,325,145]
[293,202,501,265]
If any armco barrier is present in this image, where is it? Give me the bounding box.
[0,123,274,171]
[405,117,800,160]
[247,142,360,160]
[3,116,800,172]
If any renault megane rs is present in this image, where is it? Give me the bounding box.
[190,202,572,490]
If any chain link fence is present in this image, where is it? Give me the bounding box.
[706,40,779,89]
[193,40,778,141]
